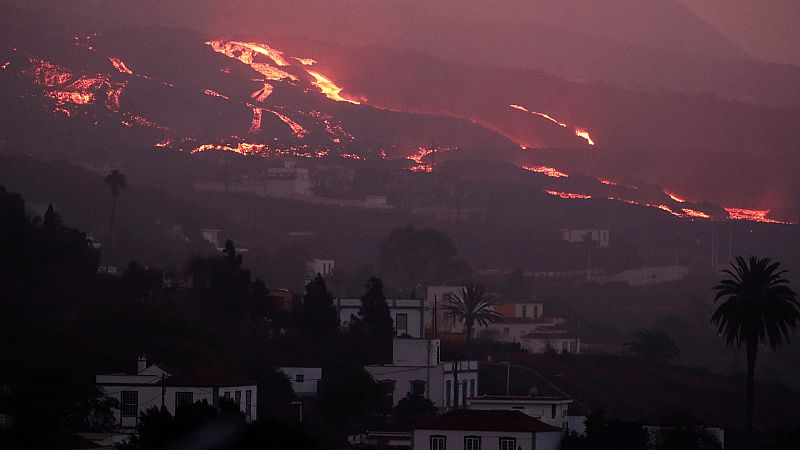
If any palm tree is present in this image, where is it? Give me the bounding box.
[104,169,126,242]
[712,256,800,441]
[442,285,502,349]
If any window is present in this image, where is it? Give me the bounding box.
[223,391,230,399]
[464,436,481,450]
[379,380,395,410]
[296,373,304,383]
[121,391,138,417]
[552,404,557,419]
[395,313,408,335]
[521,305,527,317]
[499,438,516,450]
[430,435,446,450]
[469,379,476,398]
[461,381,467,406]
[533,305,539,318]
[410,380,425,396]
[445,381,452,408]
[175,392,193,412]
[245,390,252,419]
[235,391,241,406]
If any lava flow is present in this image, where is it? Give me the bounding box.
[725,208,788,224]
[545,190,592,199]
[307,70,361,104]
[109,57,133,75]
[521,165,569,178]
[510,104,596,146]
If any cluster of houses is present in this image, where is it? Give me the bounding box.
[88,280,588,449]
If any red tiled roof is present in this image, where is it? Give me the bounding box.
[469,395,572,402]
[414,410,561,433]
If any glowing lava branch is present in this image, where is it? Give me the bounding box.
[1,61,10,70]
[306,70,361,104]
[249,106,264,134]
[154,139,172,148]
[599,178,618,186]
[204,89,229,100]
[664,191,686,203]
[510,104,596,146]
[105,82,126,112]
[575,129,595,146]
[268,110,308,138]
[109,57,133,75]
[545,190,592,199]
[293,57,317,66]
[725,208,788,224]
[682,208,711,219]
[250,83,273,102]
[206,40,297,81]
[521,165,569,178]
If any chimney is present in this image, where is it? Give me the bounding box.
[137,355,147,373]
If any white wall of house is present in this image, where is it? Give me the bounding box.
[307,258,335,278]
[367,364,445,408]
[486,322,549,344]
[278,367,321,397]
[561,229,610,248]
[392,339,440,366]
[467,398,572,429]
[521,337,581,354]
[335,298,425,337]
[412,429,561,450]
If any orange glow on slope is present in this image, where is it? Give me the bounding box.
[682,208,711,219]
[250,83,273,102]
[306,70,361,104]
[293,57,317,66]
[306,110,355,142]
[725,208,788,224]
[406,147,434,172]
[1,62,10,70]
[203,89,229,100]
[510,104,596,146]
[249,106,264,133]
[105,82,125,111]
[545,190,592,199]
[574,129,595,146]
[109,57,133,75]
[599,178,618,185]
[154,139,172,148]
[268,110,308,138]
[206,40,297,81]
[521,165,569,178]
[665,191,686,202]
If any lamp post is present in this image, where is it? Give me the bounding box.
[501,361,511,396]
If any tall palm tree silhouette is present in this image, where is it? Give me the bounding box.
[712,256,800,443]
[443,285,502,350]
[104,169,126,249]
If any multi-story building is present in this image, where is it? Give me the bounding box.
[335,297,425,337]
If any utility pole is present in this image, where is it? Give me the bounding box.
[503,361,511,396]
[452,360,459,409]
[161,373,165,407]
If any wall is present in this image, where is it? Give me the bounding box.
[412,430,537,450]
[468,400,571,428]
[521,338,581,354]
[336,298,425,338]
[279,367,321,396]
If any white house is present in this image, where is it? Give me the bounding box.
[412,409,563,450]
[335,297,425,337]
[521,331,581,354]
[278,367,321,397]
[365,338,479,411]
[425,286,466,337]
[96,357,258,429]
[306,258,334,279]
[485,318,556,344]
[467,395,573,430]
[601,265,689,287]
[561,229,610,248]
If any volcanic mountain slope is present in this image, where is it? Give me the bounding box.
[13,0,800,108]
[0,7,519,165]
[259,36,800,221]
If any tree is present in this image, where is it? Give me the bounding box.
[317,363,383,435]
[103,168,126,246]
[627,330,680,361]
[348,278,394,364]
[712,256,800,442]
[392,393,437,428]
[442,285,502,350]
[377,224,471,290]
[295,274,339,339]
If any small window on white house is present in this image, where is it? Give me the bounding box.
[223,391,230,399]
[469,379,476,398]
[499,438,516,450]
[430,435,446,450]
[464,436,481,450]
[296,373,304,383]
[235,391,241,406]
[410,380,425,396]
[121,391,138,417]
[445,381,452,408]
[175,392,193,412]
[245,390,252,419]
[395,314,408,335]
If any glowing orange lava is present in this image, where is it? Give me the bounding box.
[109,57,133,75]
[250,83,273,102]
[664,191,686,203]
[510,104,596,146]
[682,208,711,219]
[545,190,592,199]
[203,89,229,100]
[206,40,297,81]
[599,179,618,186]
[521,165,568,178]
[249,106,264,133]
[725,208,788,224]
[293,57,317,66]
[306,70,361,104]
[154,139,172,148]
[268,110,308,138]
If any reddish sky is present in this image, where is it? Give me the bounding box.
[678,0,800,65]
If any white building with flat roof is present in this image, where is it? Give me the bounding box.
[335,297,425,337]
[467,395,574,430]
[278,367,321,397]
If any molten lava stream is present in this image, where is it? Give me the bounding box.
[521,165,568,178]
[306,70,361,104]
[724,208,789,224]
[545,190,592,199]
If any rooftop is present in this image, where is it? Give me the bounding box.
[414,409,561,433]
[468,395,573,403]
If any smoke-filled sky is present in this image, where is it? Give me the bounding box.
[9,0,800,66]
